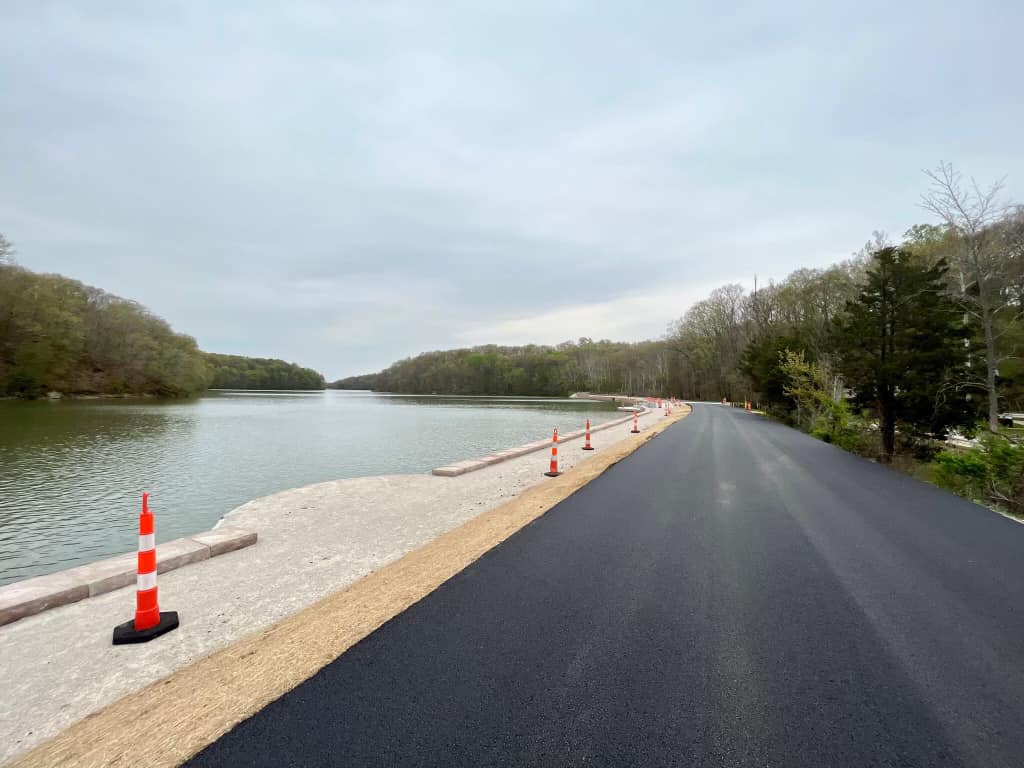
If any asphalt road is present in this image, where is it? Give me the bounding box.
[186,404,1024,767]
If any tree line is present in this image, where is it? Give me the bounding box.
[669,167,1022,445]
[0,242,324,397]
[205,352,324,390]
[666,165,1022,512]
[331,339,675,397]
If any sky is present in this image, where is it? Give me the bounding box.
[2,1,1022,379]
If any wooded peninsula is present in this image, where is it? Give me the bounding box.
[0,238,324,397]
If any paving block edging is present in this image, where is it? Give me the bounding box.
[432,407,661,477]
[0,527,257,628]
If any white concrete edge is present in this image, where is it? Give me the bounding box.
[0,527,258,628]
[431,406,670,477]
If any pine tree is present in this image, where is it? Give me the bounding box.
[835,247,974,462]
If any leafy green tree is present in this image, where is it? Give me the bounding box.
[740,330,808,416]
[778,349,849,442]
[834,247,974,462]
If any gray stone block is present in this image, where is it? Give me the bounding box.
[190,527,258,557]
[432,465,462,477]
[64,552,137,597]
[156,537,212,571]
[0,572,88,626]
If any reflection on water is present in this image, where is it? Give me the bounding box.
[0,391,616,585]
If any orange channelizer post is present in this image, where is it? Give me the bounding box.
[631,410,640,434]
[113,493,179,645]
[544,427,562,477]
[582,418,594,450]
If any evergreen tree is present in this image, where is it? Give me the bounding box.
[834,247,974,462]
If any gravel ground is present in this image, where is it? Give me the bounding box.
[0,408,662,765]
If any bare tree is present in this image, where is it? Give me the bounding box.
[0,233,14,265]
[920,163,1010,432]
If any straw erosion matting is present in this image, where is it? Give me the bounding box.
[8,405,690,768]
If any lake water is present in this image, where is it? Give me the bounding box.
[0,391,618,586]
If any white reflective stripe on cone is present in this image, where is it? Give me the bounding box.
[137,571,158,591]
[138,533,155,551]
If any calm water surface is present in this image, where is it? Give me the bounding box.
[0,391,617,585]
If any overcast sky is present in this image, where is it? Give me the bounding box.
[2,2,1022,378]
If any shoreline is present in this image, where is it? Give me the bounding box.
[0,405,638,593]
[1,405,633,620]
[0,405,678,764]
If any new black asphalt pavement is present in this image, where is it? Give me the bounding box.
[186,404,1024,767]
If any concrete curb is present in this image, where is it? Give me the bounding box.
[0,527,257,627]
[431,409,654,477]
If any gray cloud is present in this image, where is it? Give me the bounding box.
[2,1,1022,377]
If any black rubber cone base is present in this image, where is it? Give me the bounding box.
[582,446,595,450]
[630,429,640,434]
[112,611,179,645]
[544,471,562,477]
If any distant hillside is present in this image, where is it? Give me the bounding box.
[329,340,673,397]
[0,246,325,397]
[330,372,381,390]
[0,262,209,397]
[204,353,324,390]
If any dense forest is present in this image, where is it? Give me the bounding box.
[205,353,324,390]
[669,167,1024,513]
[667,167,1023,431]
[331,339,673,397]
[0,252,209,397]
[0,237,324,397]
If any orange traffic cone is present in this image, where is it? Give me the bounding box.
[582,418,594,450]
[544,427,561,477]
[113,493,179,644]
[631,410,640,434]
